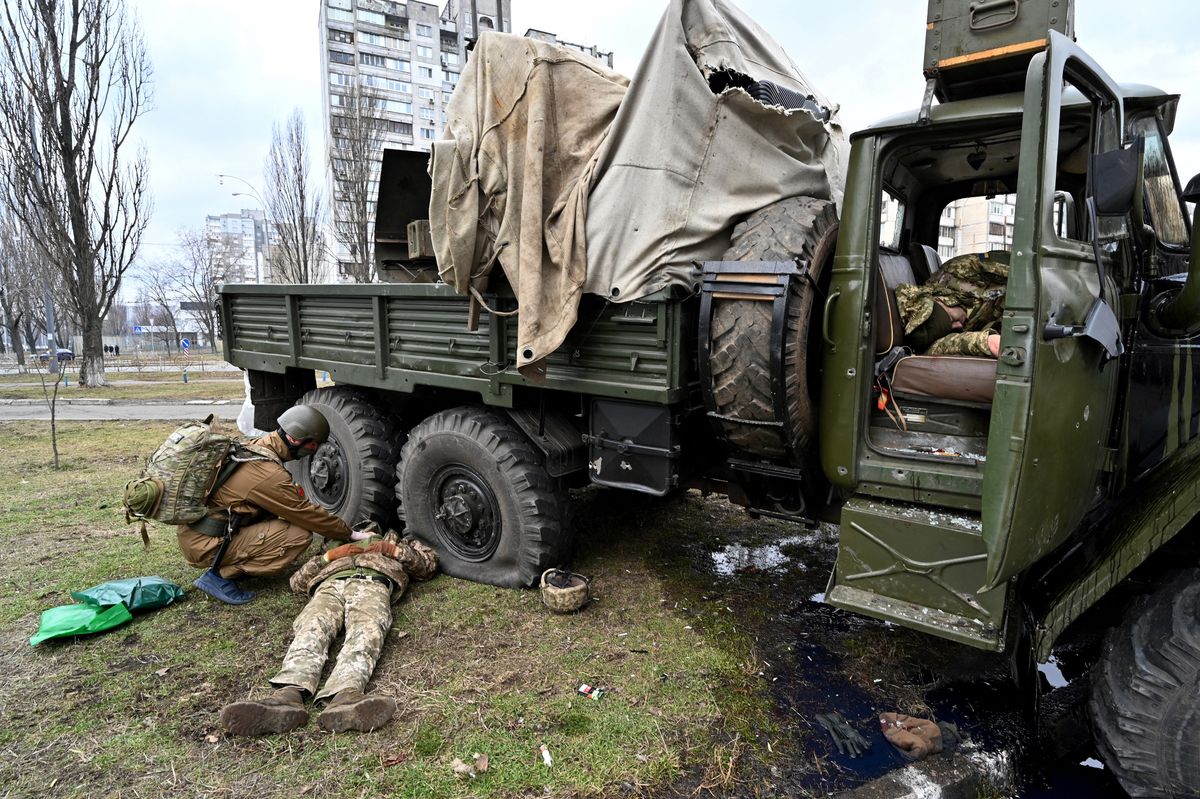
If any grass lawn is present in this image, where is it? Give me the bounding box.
[0,422,781,798]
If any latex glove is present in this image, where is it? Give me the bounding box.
[815,711,872,758]
[879,713,942,761]
[350,520,381,541]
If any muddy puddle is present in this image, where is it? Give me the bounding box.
[626,491,1130,797]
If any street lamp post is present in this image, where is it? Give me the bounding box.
[216,174,272,284]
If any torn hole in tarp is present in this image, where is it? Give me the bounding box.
[706,68,832,123]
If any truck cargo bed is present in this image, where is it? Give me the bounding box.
[220,283,689,408]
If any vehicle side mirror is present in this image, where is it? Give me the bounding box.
[1184,173,1200,204]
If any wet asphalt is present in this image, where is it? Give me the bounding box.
[627,496,1132,798]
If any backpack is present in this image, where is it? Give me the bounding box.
[123,415,279,546]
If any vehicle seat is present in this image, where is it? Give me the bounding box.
[909,243,942,283]
[874,249,913,355]
[874,248,997,405]
[889,354,997,404]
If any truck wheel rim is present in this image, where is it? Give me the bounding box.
[308,441,348,509]
[430,465,501,561]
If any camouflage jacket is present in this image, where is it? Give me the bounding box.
[895,251,1009,342]
[289,533,438,601]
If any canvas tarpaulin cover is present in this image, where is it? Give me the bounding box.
[428,0,848,378]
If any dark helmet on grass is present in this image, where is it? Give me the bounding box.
[278,405,331,446]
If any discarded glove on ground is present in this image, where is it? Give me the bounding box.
[879,712,942,761]
[815,710,872,758]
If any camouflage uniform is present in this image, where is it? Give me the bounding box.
[270,535,438,701]
[895,251,1009,356]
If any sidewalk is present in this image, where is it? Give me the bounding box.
[0,399,242,421]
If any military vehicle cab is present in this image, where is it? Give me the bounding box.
[816,9,1200,794]
[220,1,1199,793]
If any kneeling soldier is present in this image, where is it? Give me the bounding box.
[180,405,359,605]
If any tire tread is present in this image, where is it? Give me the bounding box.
[1089,568,1200,798]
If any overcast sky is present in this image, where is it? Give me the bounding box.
[129,0,1200,285]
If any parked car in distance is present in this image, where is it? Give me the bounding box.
[36,348,75,363]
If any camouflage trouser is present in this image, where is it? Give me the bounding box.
[178,517,312,580]
[926,330,996,357]
[270,576,392,701]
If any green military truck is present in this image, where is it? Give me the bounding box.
[221,2,1198,794]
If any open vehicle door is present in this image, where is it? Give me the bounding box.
[981,31,1129,590]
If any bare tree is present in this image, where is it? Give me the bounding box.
[265,109,325,284]
[30,354,66,468]
[172,227,241,352]
[0,0,152,388]
[136,269,178,354]
[0,211,41,368]
[103,296,129,339]
[330,84,385,283]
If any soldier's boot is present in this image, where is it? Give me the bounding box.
[220,686,308,736]
[316,688,397,733]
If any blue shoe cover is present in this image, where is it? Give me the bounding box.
[193,570,256,604]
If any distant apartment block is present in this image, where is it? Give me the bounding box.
[944,194,1016,257]
[319,0,612,279]
[881,193,1017,261]
[523,28,613,68]
[205,209,277,284]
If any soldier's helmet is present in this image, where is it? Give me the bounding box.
[540,568,590,613]
[277,405,331,445]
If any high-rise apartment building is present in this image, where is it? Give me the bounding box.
[881,193,1018,261]
[319,0,612,279]
[948,194,1017,255]
[205,209,277,284]
[523,28,613,68]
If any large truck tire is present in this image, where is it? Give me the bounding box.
[395,406,568,588]
[288,387,400,527]
[708,196,839,460]
[1089,568,1200,798]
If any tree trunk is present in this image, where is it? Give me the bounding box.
[78,317,107,387]
[3,312,22,367]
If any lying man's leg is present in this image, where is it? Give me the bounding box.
[220,583,345,735]
[316,579,397,733]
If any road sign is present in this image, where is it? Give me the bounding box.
[180,338,191,349]
[133,325,144,333]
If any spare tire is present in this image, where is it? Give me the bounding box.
[1089,568,1200,798]
[708,196,839,460]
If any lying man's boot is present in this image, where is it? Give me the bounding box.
[317,688,397,733]
[194,569,255,604]
[220,686,308,736]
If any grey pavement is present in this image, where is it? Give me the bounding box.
[0,399,242,421]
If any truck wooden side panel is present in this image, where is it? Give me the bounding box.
[220,283,689,407]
